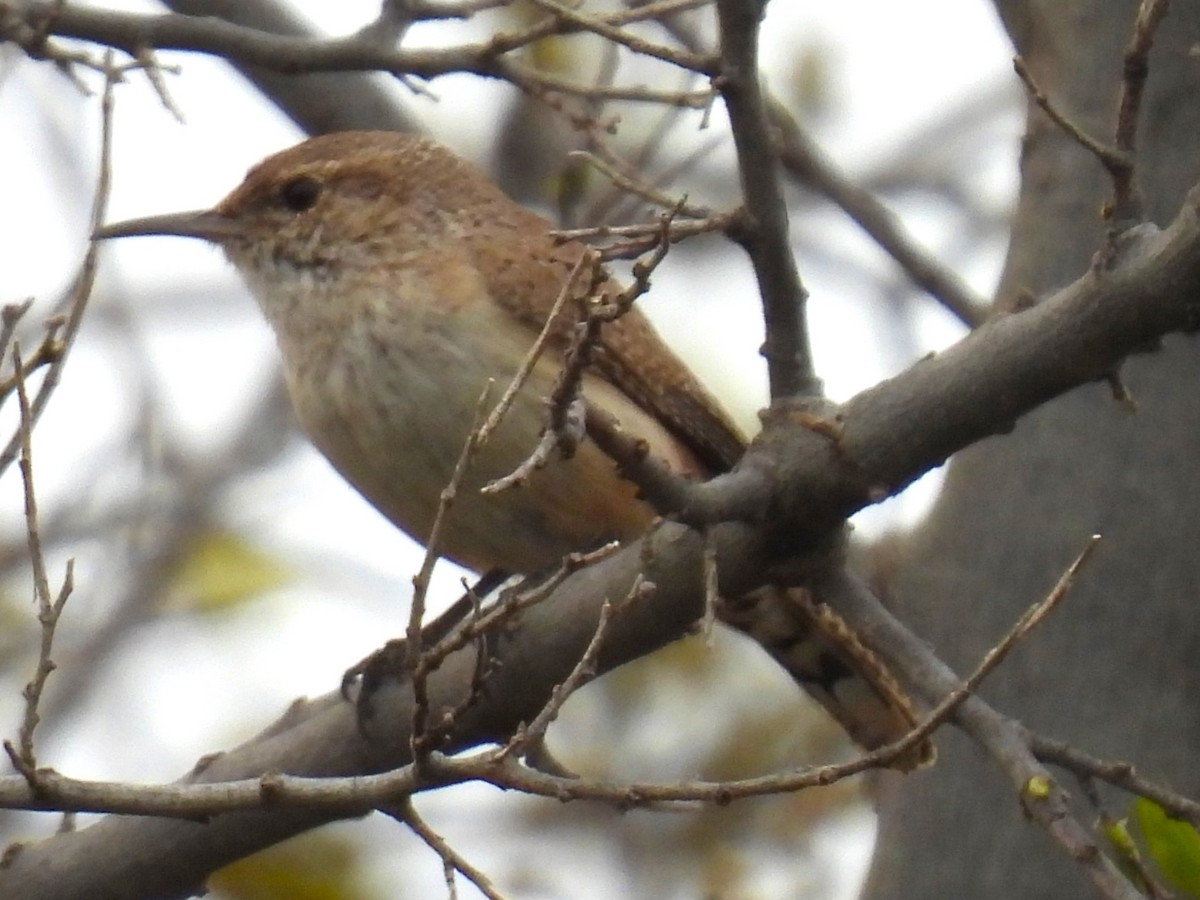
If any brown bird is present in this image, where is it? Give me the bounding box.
[96,131,928,766]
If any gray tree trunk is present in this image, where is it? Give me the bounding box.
[864,1,1200,897]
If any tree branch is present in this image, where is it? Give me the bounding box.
[714,0,817,399]
[820,569,1143,900]
[159,0,420,135]
[12,2,711,107]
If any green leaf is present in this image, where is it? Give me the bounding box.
[165,529,292,614]
[209,832,372,900]
[1134,796,1200,897]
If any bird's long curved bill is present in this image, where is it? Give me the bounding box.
[93,210,240,243]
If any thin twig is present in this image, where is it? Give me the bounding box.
[1031,736,1200,829]
[406,385,494,761]
[568,150,710,220]
[391,798,508,900]
[477,252,594,449]
[768,96,989,328]
[493,55,713,108]
[0,49,116,477]
[714,0,817,399]
[12,3,713,107]
[554,211,736,259]
[1013,54,1141,227]
[464,540,1102,803]
[502,576,651,759]
[408,581,499,756]
[484,212,680,500]
[480,399,585,495]
[1013,56,1126,171]
[496,209,677,494]
[0,318,65,405]
[822,569,1139,900]
[3,348,75,783]
[413,544,621,681]
[523,0,714,74]
[583,404,696,515]
[133,48,185,122]
[638,0,990,327]
[867,534,1102,762]
[0,301,35,362]
[578,64,703,227]
[1107,0,1170,222]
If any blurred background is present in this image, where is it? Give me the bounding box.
[0,2,1019,897]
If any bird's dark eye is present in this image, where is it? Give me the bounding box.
[279,176,321,212]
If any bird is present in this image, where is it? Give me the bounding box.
[95,131,929,767]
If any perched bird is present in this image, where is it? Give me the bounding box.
[96,131,928,766]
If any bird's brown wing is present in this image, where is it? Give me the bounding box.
[464,205,933,766]
[465,213,747,474]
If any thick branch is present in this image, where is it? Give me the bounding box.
[0,522,759,900]
[159,0,419,135]
[690,213,1200,531]
[13,2,707,106]
[769,98,989,328]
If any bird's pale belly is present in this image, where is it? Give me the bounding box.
[286,306,662,575]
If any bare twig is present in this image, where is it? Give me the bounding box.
[495,55,712,108]
[0,50,116,478]
[133,48,185,122]
[485,209,677,497]
[630,0,989,327]
[406,543,626,755]
[472,539,1102,800]
[480,398,585,495]
[768,97,989,328]
[860,534,1102,763]
[523,0,714,74]
[0,318,66,405]
[407,385,494,761]
[1032,736,1200,829]
[2,348,75,783]
[714,0,816,399]
[13,3,712,108]
[479,251,601,495]
[822,568,1141,900]
[554,211,736,259]
[504,576,651,759]
[1013,47,1159,227]
[390,798,508,900]
[0,301,35,362]
[408,593,499,757]
[477,252,595,450]
[569,150,710,219]
[1107,0,1171,222]
[1013,56,1129,178]
[582,403,697,515]
[417,544,620,671]
[506,210,676,487]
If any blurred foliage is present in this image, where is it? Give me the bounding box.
[163,529,292,615]
[783,38,836,122]
[209,831,375,900]
[511,629,865,897]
